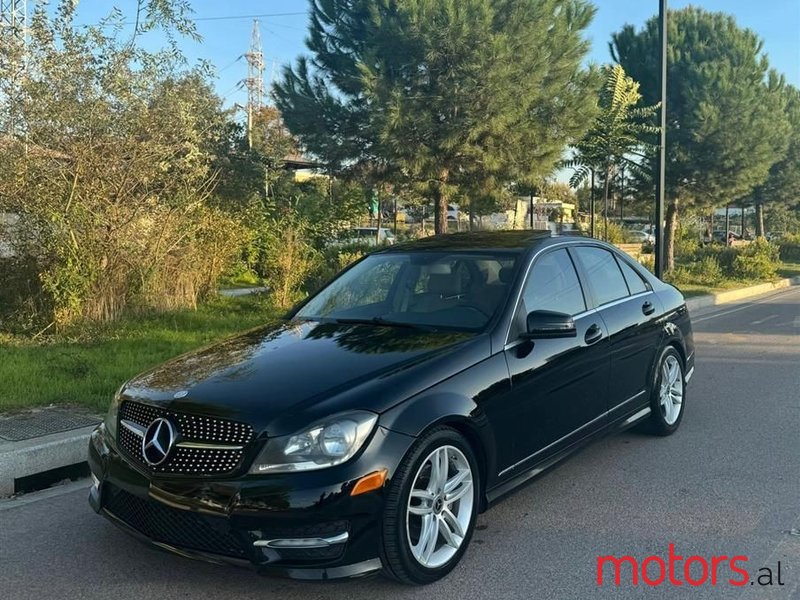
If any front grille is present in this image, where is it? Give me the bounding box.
[118,401,254,476]
[104,485,248,559]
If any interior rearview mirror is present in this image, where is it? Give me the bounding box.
[522,310,577,339]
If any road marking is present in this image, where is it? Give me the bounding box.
[692,287,800,324]
[750,315,778,325]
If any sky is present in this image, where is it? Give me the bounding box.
[71,0,800,115]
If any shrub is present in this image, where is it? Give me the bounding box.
[731,238,779,280]
[602,221,626,244]
[665,256,723,287]
[778,234,800,263]
[259,216,320,310]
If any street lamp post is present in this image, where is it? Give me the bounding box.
[654,0,668,278]
[590,168,596,238]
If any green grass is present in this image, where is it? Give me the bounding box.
[0,296,281,415]
[777,262,800,279]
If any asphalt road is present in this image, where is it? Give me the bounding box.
[2,287,799,599]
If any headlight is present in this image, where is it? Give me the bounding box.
[249,411,378,474]
[104,382,126,439]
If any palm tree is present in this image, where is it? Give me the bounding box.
[565,65,659,239]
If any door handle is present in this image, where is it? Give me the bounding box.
[584,324,603,345]
[642,301,655,316]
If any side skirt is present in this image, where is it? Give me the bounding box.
[484,405,652,507]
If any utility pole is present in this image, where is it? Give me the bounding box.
[244,19,264,150]
[654,0,668,278]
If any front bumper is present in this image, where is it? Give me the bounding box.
[88,423,415,580]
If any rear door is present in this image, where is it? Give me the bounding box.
[500,248,610,476]
[571,246,661,419]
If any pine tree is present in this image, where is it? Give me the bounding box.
[750,84,800,236]
[275,0,598,234]
[611,7,791,270]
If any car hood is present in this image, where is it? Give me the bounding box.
[120,320,481,435]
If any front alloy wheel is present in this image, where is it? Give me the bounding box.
[406,445,474,568]
[381,427,480,584]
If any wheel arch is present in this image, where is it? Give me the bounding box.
[380,392,495,512]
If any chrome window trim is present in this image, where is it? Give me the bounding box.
[593,289,653,311]
[503,241,654,345]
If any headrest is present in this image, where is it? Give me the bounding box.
[498,266,514,284]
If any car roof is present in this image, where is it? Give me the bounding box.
[379,230,584,252]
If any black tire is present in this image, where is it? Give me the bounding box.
[647,346,686,436]
[380,426,480,585]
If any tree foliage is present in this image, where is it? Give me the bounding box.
[749,85,800,235]
[611,7,791,269]
[0,1,242,330]
[275,0,599,234]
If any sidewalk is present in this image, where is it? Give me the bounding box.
[0,408,100,496]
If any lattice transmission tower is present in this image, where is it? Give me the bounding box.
[243,19,264,149]
[0,0,26,42]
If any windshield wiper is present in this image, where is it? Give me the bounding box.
[332,317,438,331]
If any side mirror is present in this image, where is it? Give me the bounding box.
[522,310,577,339]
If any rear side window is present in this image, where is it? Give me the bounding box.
[572,246,629,307]
[617,258,648,295]
[522,249,586,316]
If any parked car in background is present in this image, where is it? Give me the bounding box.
[624,230,655,244]
[89,230,694,585]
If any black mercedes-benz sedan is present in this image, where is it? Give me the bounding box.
[88,230,695,585]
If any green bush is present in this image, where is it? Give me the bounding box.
[731,238,779,280]
[666,256,723,287]
[778,234,800,263]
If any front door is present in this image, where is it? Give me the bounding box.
[500,248,610,477]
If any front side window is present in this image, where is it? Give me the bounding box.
[572,246,630,306]
[521,249,586,316]
[296,251,519,331]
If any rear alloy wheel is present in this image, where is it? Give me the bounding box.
[381,428,479,584]
[648,346,686,435]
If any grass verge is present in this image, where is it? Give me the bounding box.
[0,295,281,415]
[671,262,800,298]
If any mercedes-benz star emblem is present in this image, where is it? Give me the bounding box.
[141,418,176,466]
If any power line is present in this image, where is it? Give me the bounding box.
[189,12,306,23]
[118,12,306,26]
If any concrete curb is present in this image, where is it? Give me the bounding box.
[685,275,800,313]
[0,425,95,497]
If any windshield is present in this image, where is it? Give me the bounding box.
[296,251,519,331]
